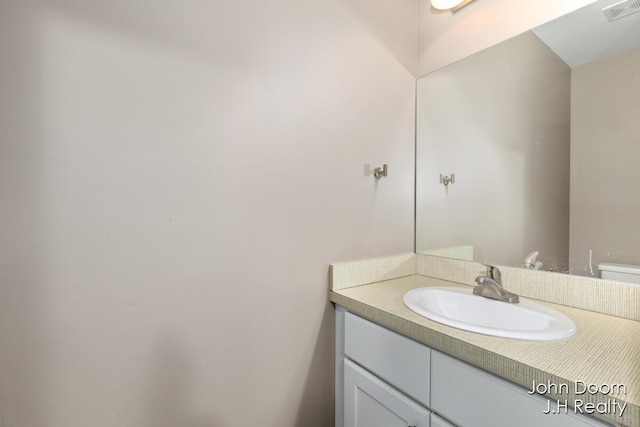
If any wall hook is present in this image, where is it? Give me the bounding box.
[440,173,455,186]
[374,164,388,179]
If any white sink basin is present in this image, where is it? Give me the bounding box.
[403,287,577,340]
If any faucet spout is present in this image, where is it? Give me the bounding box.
[522,251,543,270]
[474,264,519,303]
[483,263,502,285]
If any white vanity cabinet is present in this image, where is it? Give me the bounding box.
[336,307,611,427]
[344,309,431,406]
[430,351,609,427]
[341,308,432,427]
[344,359,430,427]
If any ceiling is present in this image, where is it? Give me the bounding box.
[533,0,640,67]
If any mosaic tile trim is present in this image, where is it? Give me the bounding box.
[330,253,416,290]
[416,254,640,322]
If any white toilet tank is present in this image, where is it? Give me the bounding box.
[598,262,640,284]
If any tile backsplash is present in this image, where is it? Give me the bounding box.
[331,253,640,322]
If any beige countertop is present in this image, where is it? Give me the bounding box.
[330,274,640,427]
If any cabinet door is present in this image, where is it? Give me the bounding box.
[344,359,430,427]
[431,351,611,427]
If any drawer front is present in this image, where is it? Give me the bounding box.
[344,312,430,406]
[431,351,611,427]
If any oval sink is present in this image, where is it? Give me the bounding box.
[403,287,577,341]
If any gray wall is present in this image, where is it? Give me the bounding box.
[570,47,640,275]
[0,1,417,425]
[416,31,571,269]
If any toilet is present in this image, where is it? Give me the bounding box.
[598,262,640,284]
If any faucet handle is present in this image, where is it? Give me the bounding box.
[481,263,502,283]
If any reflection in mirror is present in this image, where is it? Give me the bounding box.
[416,0,640,281]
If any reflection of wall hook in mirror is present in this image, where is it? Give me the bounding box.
[440,173,455,186]
[374,164,388,179]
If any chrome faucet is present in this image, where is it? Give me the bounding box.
[522,251,542,270]
[474,264,520,303]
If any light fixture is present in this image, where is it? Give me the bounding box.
[431,0,477,13]
[431,0,464,10]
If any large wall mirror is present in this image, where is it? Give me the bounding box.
[416,0,640,279]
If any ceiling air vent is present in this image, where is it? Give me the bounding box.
[602,0,640,22]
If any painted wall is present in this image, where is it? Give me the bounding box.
[417,0,595,76]
[416,31,571,269]
[569,47,640,276]
[0,1,417,426]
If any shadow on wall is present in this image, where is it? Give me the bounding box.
[292,302,335,427]
[143,305,335,427]
[145,339,218,427]
[0,1,47,425]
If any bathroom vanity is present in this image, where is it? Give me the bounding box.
[337,308,610,427]
[330,254,640,427]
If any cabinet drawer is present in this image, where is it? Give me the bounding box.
[344,312,430,406]
[431,351,611,427]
